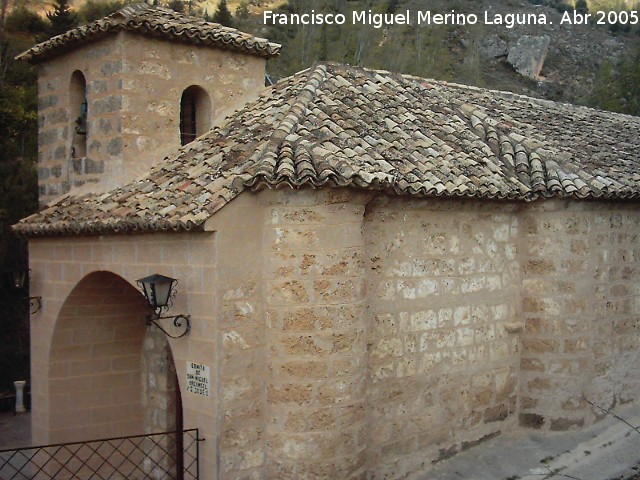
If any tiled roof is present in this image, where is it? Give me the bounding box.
[14,63,640,237]
[16,3,280,62]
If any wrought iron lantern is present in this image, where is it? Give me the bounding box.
[136,273,190,339]
[9,269,28,290]
[8,268,42,314]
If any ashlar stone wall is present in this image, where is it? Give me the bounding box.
[142,327,179,433]
[203,189,370,480]
[36,31,265,205]
[38,35,122,201]
[204,194,267,480]
[205,190,525,479]
[27,189,640,480]
[262,189,369,479]
[47,271,149,443]
[364,198,521,478]
[519,201,640,431]
[118,34,265,182]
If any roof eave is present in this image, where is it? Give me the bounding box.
[17,29,281,64]
[16,5,281,64]
[17,187,640,239]
[12,216,207,237]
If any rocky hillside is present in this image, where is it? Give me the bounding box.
[15,0,640,108]
[448,0,637,102]
[237,0,640,109]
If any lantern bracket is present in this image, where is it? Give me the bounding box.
[29,296,42,314]
[146,313,190,339]
[7,269,42,314]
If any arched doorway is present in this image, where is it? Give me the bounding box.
[48,271,181,444]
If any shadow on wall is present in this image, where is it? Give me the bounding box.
[48,271,150,443]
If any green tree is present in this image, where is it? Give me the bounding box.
[0,6,40,393]
[78,0,131,23]
[613,49,640,114]
[168,0,185,13]
[235,3,249,20]
[589,48,640,116]
[575,0,589,14]
[5,7,47,36]
[386,0,400,14]
[45,0,79,38]
[212,0,233,27]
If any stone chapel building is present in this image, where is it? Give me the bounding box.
[13,3,640,479]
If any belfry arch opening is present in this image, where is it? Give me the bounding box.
[179,85,211,145]
[69,70,87,158]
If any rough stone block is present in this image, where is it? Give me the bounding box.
[521,357,545,372]
[523,259,556,275]
[106,137,122,156]
[520,413,545,429]
[267,383,314,405]
[38,94,58,110]
[100,60,123,76]
[550,417,585,431]
[91,96,122,115]
[484,403,509,423]
[221,426,263,449]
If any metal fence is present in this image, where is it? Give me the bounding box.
[0,429,200,480]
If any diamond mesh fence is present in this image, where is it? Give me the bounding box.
[0,429,199,480]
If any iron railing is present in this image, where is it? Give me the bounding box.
[0,428,200,480]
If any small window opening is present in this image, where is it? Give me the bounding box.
[180,94,197,145]
[70,71,87,158]
[180,86,211,146]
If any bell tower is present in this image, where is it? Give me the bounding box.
[19,3,280,205]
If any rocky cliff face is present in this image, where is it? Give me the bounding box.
[441,0,637,103]
[254,0,638,106]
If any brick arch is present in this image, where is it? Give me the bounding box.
[48,270,150,443]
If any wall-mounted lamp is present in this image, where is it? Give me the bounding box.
[8,269,42,314]
[136,274,190,339]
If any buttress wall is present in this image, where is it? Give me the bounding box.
[363,197,522,478]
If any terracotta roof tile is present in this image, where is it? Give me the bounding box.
[17,3,280,63]
[14,63,640,237]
